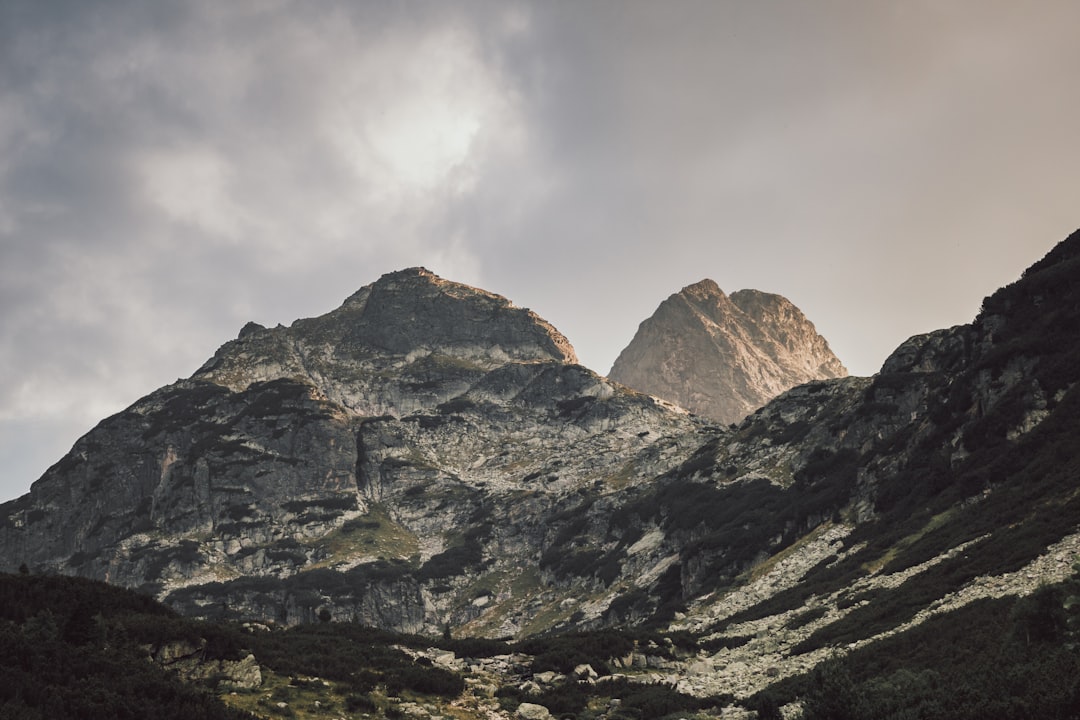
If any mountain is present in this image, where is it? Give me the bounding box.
[0,266,707,635]
[608,280,847,424]
[3,232,1080,717]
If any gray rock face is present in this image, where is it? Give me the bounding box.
[149,640,262,690]
[609,280,847,424]
[196,267,577,409]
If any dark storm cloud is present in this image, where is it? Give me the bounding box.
[2,0,1078,501]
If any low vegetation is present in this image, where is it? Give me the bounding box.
[0,572,253,720]
[0,571,728,719]
[759,577,1080,720]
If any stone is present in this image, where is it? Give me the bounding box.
[149,642,261,690]
[433,652,457,667]
[688,659,713,675]
[573,663,598,680]
[516,702,553,720]
[219,654,263,690]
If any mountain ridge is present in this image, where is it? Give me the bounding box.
[2,230,1080,714]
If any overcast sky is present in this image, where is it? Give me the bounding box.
[2,0,1078,502]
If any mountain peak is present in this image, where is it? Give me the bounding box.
[371,266,459,290]
[680,278,726,299]
[197,268,577,405]
[391,265,436,277]
[343,267,577,361]
[609,283,846,424]
[729,287,786,307]
[343,266,491,304]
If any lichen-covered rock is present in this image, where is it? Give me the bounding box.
[516,702,553,720]
[150,640,262,690]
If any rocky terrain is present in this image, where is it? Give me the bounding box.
[609,280,847,425]
[3,231,1080,717]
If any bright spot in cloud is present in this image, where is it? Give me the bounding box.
[330,27,501,198]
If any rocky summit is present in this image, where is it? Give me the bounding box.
[609,280,847,425]
[3,232,1080,716]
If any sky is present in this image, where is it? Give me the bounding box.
[2,0,1078,503]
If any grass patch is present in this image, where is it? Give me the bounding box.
[862,509,957,575]
[306,505,419,568]
[220,669,347,719]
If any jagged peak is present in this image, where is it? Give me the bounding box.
[200,268,579,393]
[729,288,794,309]
[353,267,576,362]
[388,265,436,278]
[345,266,523,310]
[237,320,267,339]
[610,279,847,424]
[666,279,738,329]
[679,278,726,300]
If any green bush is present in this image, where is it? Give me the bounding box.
[767,581,1080,720]
[517,631,635,675]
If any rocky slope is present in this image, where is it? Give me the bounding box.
[2,231,1080,714]
[609,280,847,424]
[589,229,1080,700]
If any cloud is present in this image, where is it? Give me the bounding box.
[467,1,1080,373]
[0,0,539,499]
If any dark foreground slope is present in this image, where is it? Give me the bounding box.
[0,570,734,720]
[783,584,1080,720]
[0,571,255,720]
[3,563,1078,720]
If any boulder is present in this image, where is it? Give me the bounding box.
[516,702,553,720]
